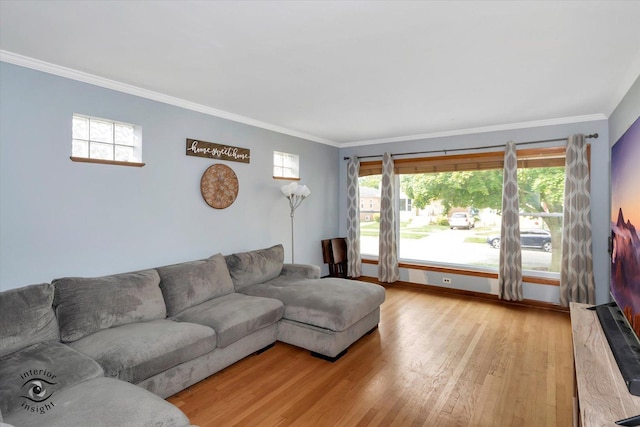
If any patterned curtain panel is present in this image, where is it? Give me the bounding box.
[346,155,362,278]
[498,141,523,301]
[378,153,400,283]
[560,134,595,306]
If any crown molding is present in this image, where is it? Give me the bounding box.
[341,114,608,148]
[1,50,610,149]
[0,50,339,147]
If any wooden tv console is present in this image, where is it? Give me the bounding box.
[570,302,640,426]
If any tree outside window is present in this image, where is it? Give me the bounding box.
[357,148,570,278]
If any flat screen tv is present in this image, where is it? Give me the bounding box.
[602,115,640,400]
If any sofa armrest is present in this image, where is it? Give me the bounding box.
[280,264,321,279]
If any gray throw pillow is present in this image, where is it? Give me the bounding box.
[53,269,166,343]
[0,283,59,357]
[225,244,284,290]
[157,253,235,317]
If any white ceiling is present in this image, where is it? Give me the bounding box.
[1,1,640,146]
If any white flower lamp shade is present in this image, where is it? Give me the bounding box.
[281,182,296,197]
[297,185,311,197]
[282,183,310,263]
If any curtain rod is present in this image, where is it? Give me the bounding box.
[343,133,599,160]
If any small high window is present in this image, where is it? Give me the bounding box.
[71,114,143,166]
[273,151,299,179]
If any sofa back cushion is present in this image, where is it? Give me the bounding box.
[53,269,166,343]
[0,283,59,357]
[225,244,284,291]
[157,253,235,317]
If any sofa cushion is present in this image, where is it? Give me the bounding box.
[3,377,191,427]
[157,254,235,317]
[239,277,386,332]
[68,319,216,384]
[280,264,321,279]
[225,244,284,290]
[0,340,103,415]
[0,283,59,358]
[53,269,166,343]
[172,293,284,348]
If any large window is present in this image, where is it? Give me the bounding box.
[358,147,571,279]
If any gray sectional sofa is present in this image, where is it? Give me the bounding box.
[0,244,385,426]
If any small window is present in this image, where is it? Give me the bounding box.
[71,114,143,166]
[273,151,299,179]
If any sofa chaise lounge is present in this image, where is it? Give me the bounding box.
[0,244,385,426]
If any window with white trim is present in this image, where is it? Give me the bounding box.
[72,114,142,164]
[273,151,299,179]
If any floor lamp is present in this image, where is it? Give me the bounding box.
[281,182,310,263]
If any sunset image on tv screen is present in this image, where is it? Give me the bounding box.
[611,116,640,339]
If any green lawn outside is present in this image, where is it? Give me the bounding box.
[464,236,488,244]
[361,221,494,241]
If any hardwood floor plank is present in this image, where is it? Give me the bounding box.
[167,286,573,426]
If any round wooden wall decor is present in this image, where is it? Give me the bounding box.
[200,164,239,209]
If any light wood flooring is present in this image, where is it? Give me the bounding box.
[167,285,574,426]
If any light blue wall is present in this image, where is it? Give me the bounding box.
[609,75,640,144]
[339,119,611,305]
[3,60,634,303]
[0,62,340,291]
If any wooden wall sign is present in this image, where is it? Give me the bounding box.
[186,138,250,163]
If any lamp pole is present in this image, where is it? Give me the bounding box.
[289,199,296,263]
[281,183,310,264]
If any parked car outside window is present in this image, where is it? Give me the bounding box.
[448,212,475,230]
[486,229,552,252]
